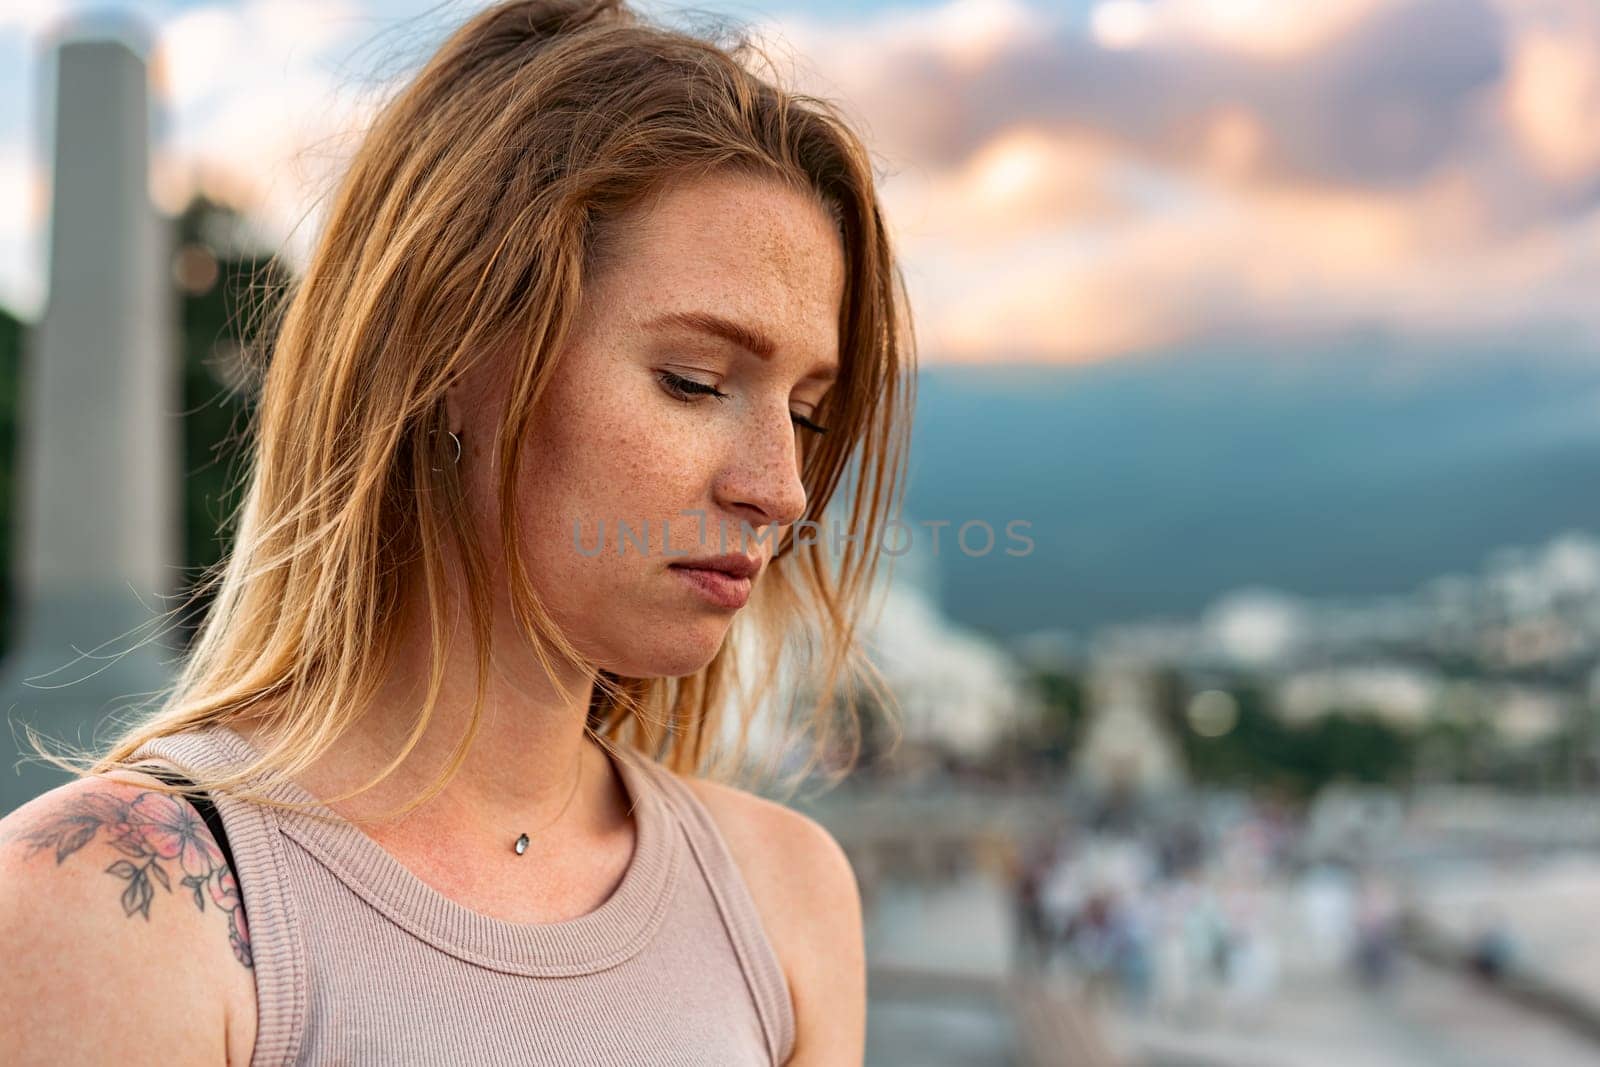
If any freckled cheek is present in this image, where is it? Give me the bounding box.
[520,410,713,565]
[599,396,723,498]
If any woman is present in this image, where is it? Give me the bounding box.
[0,1,914,1063]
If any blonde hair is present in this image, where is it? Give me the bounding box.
[31,0,915,817]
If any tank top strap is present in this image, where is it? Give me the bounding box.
[621,751,798,1065]
[128,725,309,1067]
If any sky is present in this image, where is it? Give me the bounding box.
[3,0,1600,364]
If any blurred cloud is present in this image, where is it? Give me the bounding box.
[0,0,410,313]
[1503,0,1600,187]
[2,0,1600,362]
[767,0,1508,192]
[762,0,1600,360]
[0,1,71,35]
[1088,0,1389,58]
[150,0,386,260]
[0,149,44,313]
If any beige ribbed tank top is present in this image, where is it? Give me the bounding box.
[128,723,796,1066]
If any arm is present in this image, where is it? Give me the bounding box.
[779,812,866,1066]
[683,776,867,1065]
[0,773,249,1065]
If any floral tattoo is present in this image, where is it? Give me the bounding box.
[9,784,253,968]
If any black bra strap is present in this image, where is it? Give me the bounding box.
[138,766,239,884]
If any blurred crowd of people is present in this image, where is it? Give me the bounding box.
[1003,796,1419,1021]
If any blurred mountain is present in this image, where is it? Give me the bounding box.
[9,259,1600,648]
[908,342,1600,638]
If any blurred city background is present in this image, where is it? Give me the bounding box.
[6,0,1600,1064]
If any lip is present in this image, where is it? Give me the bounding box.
[670,565,752,610]
[668,553,761,579]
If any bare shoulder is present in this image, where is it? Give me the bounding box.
[680,775,866,1066]
[0,769,257,1065]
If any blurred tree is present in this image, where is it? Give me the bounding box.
[1024,666,1084,772]
[169,194,286,647]
[1166,675,1416,799]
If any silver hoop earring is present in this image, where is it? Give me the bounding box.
[430,429,462,472]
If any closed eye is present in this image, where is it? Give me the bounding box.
[657,370,730,402]
[657,371,830,435]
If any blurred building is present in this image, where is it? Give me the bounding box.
[1,19,181,815]
[1071,662,1187,800]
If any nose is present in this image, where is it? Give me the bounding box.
[713,401,810,542]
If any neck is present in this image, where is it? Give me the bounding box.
[237,579,621,855]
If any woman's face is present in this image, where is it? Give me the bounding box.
[457,170,843,678]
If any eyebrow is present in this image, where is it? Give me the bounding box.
[646,309,838,384]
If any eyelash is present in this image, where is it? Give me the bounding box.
[656,371,831,435]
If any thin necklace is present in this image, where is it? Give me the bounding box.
[513,741,585,856]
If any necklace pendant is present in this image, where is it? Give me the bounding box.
[514,833,530,856]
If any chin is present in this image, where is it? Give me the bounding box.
[609,626,731,679]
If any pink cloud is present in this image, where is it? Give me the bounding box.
[12,0,1600,365]
[760,0,1600,361]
